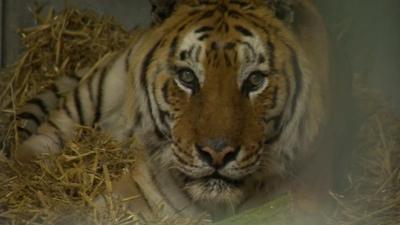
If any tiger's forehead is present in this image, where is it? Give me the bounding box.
[164,0,281,83]
[175,22,270,72]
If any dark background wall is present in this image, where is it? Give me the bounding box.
[317,0,400,110]
[0,0,151,68]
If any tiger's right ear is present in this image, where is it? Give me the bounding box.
[149,0,179,24]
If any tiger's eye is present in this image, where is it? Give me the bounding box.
[176,68,200,93]
[248,72,266,88]
[178,69,196,84]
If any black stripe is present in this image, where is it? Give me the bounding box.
[180,50,188,61]
[152,79,172,138]
[158,110,171,132]
[222,22,230,33]
[250,21,284,53]
[239,41,256,59]
[283,64,291,109]
[218,3,228,13]
[196,1,216,6]
[187,45,195,59]
[158,109,170,124]
[17,127,32,137]
[47,121,65,147]
[195,46,202,62]
[134,112,143,128]
[47,119,61,131]
[234,51,238,63]
[74,88,85,125]
[224,52,232,66]
[188,10,201,16]
[174,143,196,159]
[239,143,261,163]
[245,14,280,37]
[264,125,284,145]
[198,34,210,41]
[93,67,108,124]
[229,0,250,7]
[69,72,81,81]
[49,84,62,98]
[227,10,242,19]
[88,68,98,105]
[62,100,73,119]
[125,48,133,72]
[178,24,187,32]
[87,77,95,104]
[195,26,214,33]
[267,40,276,72]
[224,42,236,50]
[173,150,196,168]
[258,54,266,64]
[169,36,178,58]
[27,98,49,115]
[56,132,65,149]
[154,128,165,139]
[197,10,214,22]
[211,41,218,50]
[159,38,167,48]
[270,87,279,109]
[262,110,284,145]
[237,154,261,171]
[162,80,172,105]
[246,12,268,25]
[266,113,283,130]
[48,131,64,150]
[289,47,303,118]
[140,40,165,140]
[234,25,253,37]
[17,112,41,126]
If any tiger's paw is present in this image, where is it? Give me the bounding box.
[15,134,62,163]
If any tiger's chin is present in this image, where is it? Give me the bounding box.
[183,174,245,208]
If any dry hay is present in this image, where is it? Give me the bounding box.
[0,128,139,224]
[0,6,132,152]
[328,79,400,225]
[0,6,206,225]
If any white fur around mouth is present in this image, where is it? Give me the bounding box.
[182,171,244,187]
[183,174,245,205]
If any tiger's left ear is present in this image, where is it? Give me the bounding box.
[149,0,179,24]
[265,0,295,24]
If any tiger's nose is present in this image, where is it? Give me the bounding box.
[195,139,240,168]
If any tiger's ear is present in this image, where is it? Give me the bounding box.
[149,0,179,24]
[265,0,295,23]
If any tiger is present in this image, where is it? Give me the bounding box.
[14,0,330,221]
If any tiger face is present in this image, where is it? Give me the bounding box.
[141,0,314,209]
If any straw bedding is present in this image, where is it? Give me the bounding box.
[0,6,399,225]
[0,7,204,225]
[0,7,142,225]
[327,81,400,225]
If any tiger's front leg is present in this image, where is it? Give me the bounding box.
[15,51,132,163]
[16,109,75,162]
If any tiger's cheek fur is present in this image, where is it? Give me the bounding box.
[166,80,198,160]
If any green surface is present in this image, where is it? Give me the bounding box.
[214,195,293,225]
